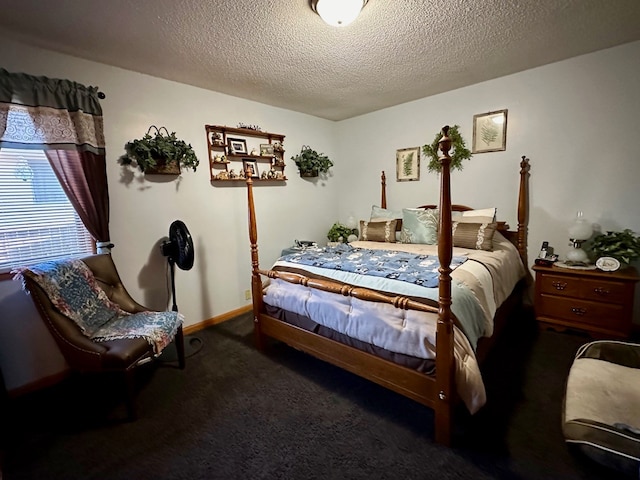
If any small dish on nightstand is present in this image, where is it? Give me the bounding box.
[596,256,621,272]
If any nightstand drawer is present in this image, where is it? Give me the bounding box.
[538,294,626,329]
[538,274,581,297]
[579,278,628,304]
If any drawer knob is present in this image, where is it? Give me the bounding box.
[594,287,610,296]
[552,281,567,290]
[571,307,587,316]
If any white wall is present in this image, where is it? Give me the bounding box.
[335,40,640,320]
[1,36,639,392]
[0,37,339,391]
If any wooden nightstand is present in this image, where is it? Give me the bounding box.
[533,264,639,338]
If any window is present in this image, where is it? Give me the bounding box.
[0,148,94,273]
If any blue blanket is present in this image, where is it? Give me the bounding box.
[280,243,467,288]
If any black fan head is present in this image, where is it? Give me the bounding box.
[161,220,194,270]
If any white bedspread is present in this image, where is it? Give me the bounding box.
[263,232,525,414]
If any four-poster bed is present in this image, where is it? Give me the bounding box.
[245,126,530,445]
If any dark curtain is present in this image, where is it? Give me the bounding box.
[0,68,110,246]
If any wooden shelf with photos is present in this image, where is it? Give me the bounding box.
[205,125,287,183]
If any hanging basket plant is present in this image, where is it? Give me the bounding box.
[119,126,199,175]
[291,145,333,178]
[421,124,472,173]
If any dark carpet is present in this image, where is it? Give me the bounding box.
[1,310,619,479]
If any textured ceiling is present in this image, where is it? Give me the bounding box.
[1,0,640,121]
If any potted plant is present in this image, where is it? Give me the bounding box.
[120,126,199,174]
[327,223,357,243]
[291,145,333,177]
[421,124,472,173]
[589,229,640,265]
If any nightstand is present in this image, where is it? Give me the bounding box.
[533,264,639,338]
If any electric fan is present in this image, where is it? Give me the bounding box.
[159,220,202,362]
[160,220,194,312]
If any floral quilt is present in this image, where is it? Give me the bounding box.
[280,243,467,288]
[14,258,182,355]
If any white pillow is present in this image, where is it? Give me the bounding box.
[452,207,496,224]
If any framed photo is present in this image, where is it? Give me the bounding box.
[209,131,224,146]
[396,147,420,182]
[242,159,259,178]
[472,109,508,153]
[227,137,247,155]
[260,144,274,156]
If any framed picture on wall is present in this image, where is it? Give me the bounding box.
[227,137,247,155]
[242,159,259,178]
[396,147,420,182]
[472,109,508,153]
[259,144,274,156]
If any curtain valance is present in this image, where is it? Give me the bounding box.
[0,68,105,154]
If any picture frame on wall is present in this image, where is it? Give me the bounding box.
[242,159,259,178]
[260,144,274,156]
[227,137,247,155]
[396,147,420,182]
[472,109,508,153]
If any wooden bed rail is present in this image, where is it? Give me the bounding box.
[258,268,439,315]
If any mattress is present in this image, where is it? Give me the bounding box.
[262,232,525,414]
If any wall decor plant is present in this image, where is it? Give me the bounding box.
[119,126,199,174]
[291,145,333,178]
[421,124,472,173]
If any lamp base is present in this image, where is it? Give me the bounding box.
[566,247,589,263]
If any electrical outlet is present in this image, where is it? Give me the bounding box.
[245,289,251,300]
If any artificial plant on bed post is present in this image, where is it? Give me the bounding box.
[436,125,455,446]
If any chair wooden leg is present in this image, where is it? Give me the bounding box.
[124,368,137,421]
[175,325,186,369]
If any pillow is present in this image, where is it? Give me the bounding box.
[370,205,402,220]
[452,222,497,250]
[359,220,397,242]
[400,208,438,244]
[370,205,403,231]
[452,207,496,224]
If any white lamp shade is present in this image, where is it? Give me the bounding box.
[568,211,592,240]
[315,0,365,27]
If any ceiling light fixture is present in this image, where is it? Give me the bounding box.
[310,0,369,27]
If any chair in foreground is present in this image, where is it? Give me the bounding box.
[15,254,185,420]
[563,340,640,478]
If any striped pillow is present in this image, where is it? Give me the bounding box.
[359,220,397,242]
[452,222,497,250]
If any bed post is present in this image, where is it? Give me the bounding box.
[435,126,455,446]
[381,171,387,209]
[517,156,530,268]
[246,176,265,350]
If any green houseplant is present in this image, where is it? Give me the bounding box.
[120,126,199,174]
[291,145,333,177]
[589,229,640,265]
[327,223,357,243]
[421,124,472,173]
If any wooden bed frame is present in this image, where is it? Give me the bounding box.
[245,126,530,445]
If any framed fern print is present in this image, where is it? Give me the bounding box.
[472,109,508,153]
[396,147,420,181]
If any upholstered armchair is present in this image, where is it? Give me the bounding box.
[20,253,185,420]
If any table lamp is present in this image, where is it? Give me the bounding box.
[566,211,592,263]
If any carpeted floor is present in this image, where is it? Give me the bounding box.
[1,310,620,479]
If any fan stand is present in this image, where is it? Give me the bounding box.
[169,257,178,313]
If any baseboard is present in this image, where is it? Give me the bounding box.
[183,305,252,335]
